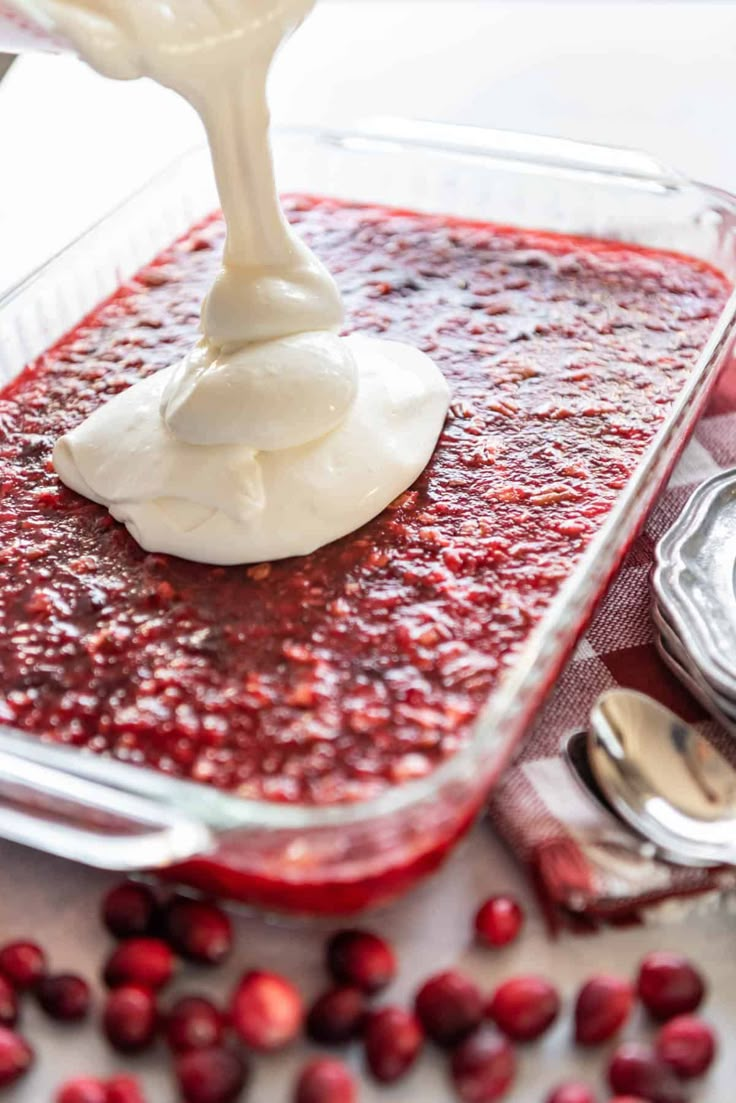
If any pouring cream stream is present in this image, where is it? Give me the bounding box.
[50,0,450,564]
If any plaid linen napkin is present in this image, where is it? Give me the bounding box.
[487,370,736,930]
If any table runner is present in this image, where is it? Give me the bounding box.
[487,369,736,930]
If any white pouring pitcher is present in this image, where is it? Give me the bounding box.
[0,0,69,53]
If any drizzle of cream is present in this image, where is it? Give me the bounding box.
[51,0,450,564]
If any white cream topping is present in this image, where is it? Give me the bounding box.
[50,0,450,564]
[161,331,358,451]
[55,336,449,565]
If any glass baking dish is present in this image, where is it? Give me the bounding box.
[2,120,736,914]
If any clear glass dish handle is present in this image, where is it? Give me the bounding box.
[347,116,687,189]
[0,727,214,869]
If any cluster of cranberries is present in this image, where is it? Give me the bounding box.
[0,938,94,1092]
[0,883,720,1103]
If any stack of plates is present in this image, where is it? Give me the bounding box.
[653,469,736,736]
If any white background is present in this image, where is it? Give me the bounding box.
[0,3,735,1101]
[2,0,736,291]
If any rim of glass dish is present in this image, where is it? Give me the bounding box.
[3,121,736,835]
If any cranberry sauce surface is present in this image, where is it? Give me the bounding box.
[0,200,728,804]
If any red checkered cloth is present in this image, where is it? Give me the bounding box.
[487,369,736,930]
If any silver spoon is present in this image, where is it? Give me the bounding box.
[564,728,716,867]
[587,689,736,868]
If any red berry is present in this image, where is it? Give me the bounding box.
[474,897,524,949]
[102,882,157,939]
[608,1042,688,1103]
[0,976,18,1027]
[37,974,91,1022]
[450,1027,516,1102]
[56,1078,107,1103]
[103,985,158,1053]
[230,970,303,1051]
[306,987,365,1045]
[103,938,174,991]
[166,996,224,1053]
[487,975,560,1042]
[655,1015,717,1079]
[546,1085,598,1103]
[0,1026,33,1087]
[637,953,705,1021]
[0,940,47,990]
[295,1058,356,1103]
[174,1046,248,1103]
[106,1076,147,1103]
[414,970,484,1047]
[575,976,634,1045]
[608,1098,649,1103]
[161,898,233,966]
[326,930,396,994]
[363,1007,423,1083]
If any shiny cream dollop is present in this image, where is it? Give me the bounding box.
[51,0,450,564]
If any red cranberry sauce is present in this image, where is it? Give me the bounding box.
[0,199,728,806]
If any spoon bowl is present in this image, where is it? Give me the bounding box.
[588,689,736,868]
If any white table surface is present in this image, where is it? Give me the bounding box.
[0,3,735,1100]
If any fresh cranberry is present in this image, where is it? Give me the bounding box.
[326,930,396,994]
[545,1085,598,1103]
[37,973,91,1022]
[56,1078,107,1103]
[306,986,366,1045]
[637,953,705,1021]
[230,970,303,1051]
[103,938,174,991]
[474,897,524,949]
[0,1026,33,1087]
[607,1098,649,1103]
[0,940,47,990]
[575,975,634,1045]
[161,897,233,966]
[103,985,158,1053]
[165,996,224,1053]
[363,1007,423,1083]
[655,1015,717,1079]
[414,970,484,1046]
[106,1076,147,1103]
[450,1027,516,1102]
[174,1046,249,1103]
[295,1058,356,1103]
[0,976,18,1027]
[487,975,560,1042]
[102,882,157,939]
[608,1042,688,1103]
